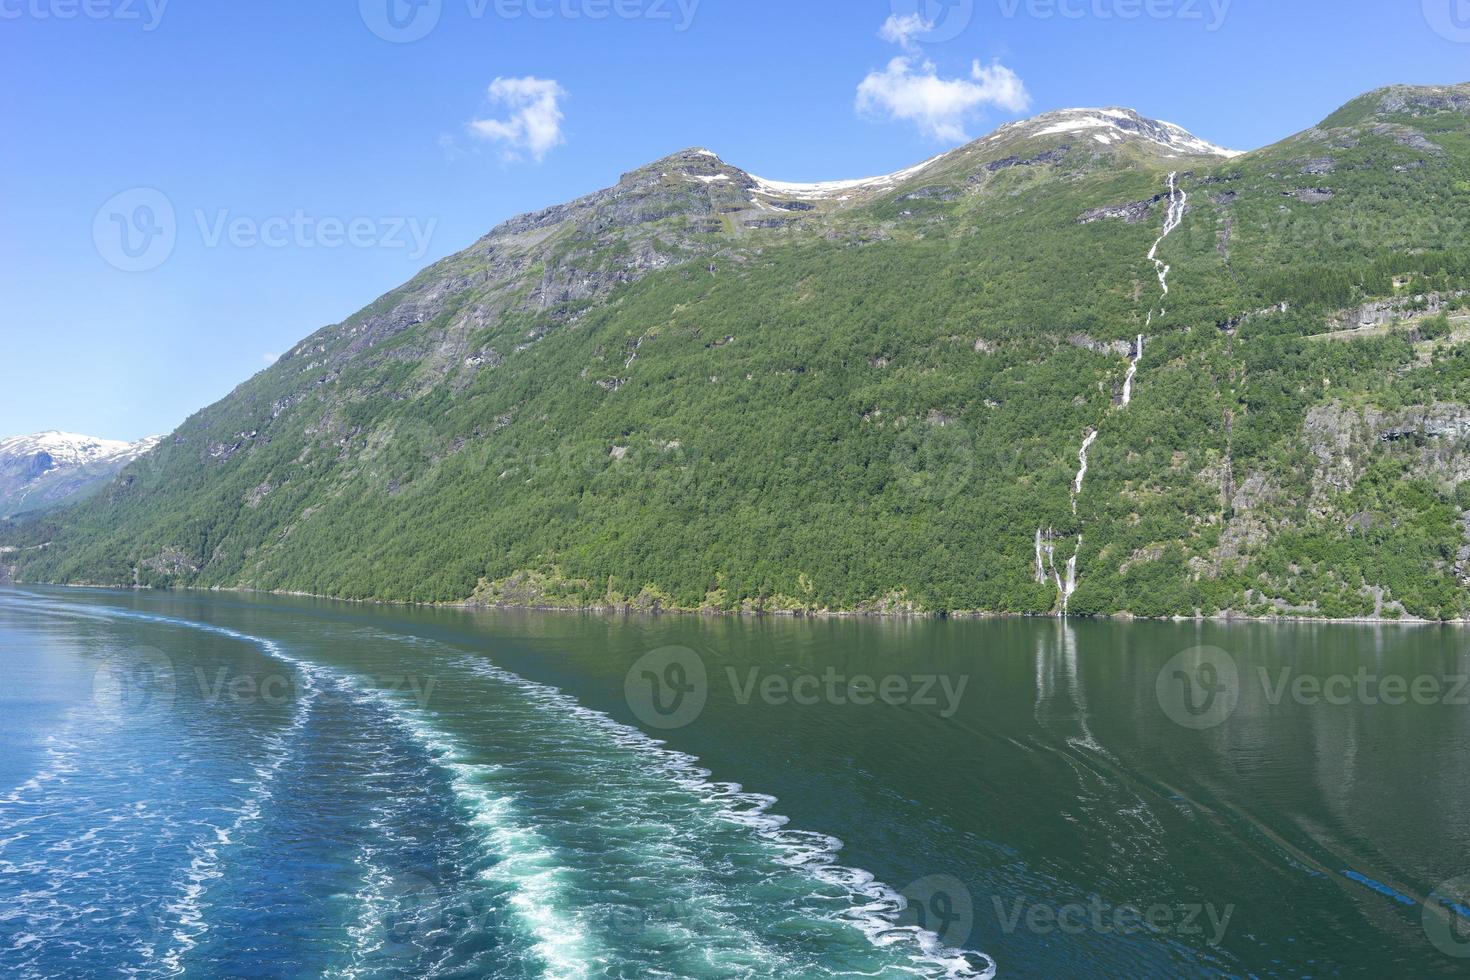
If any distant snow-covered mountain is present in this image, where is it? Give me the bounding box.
[0,431,161,518]
[995,106,1243,158]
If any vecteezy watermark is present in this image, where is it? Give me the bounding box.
[898,875,976,948]
[995,0,1231,31]
[727,667,969,719]
[1258,667,1469,709]
[93,188,177,273]
[194,209,437,259]
[363,871,447,963]
[93,655,437,719]
[603,896,706,942]
[191,667,438,709]
[891,418,975,502]
[1425,876,1470,958]
[889,0,975,43]
[1156,646,1240,730]
[0,0,168,30]
[360,0,441,43]
[625,646,709,730]
[624,647,970,730]
[360,0,701,43]
[92,645,177,724]
[994,894,1236,945]
[1157,646,1470,730]
[1423,0,1470,43]
[93,188,438,271]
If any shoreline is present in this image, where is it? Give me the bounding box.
[10,580,1466,627]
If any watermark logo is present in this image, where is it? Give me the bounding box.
[625,646,708,730]
[994,894,1235,944]
[93,188,176,273]
[0,0,168,30]
[368,871,446,962]
[995,0,1231,31]
[193,667,436,709]
[898,875,975,948]
[92,645,177,723]
[1425,876,1470,958]
[623,648,969,730]
[1156,646,1240,730]
[891,419,975,502]
[1259,667,1468,709]
[361,0,700,43]
[93,187,438,271]
[603,896,705,941]
[728,667,969,719]
[360,0,442,42]
[194,209,436,259]
[890,0,975,43]
[1423,0,1470,43]
[116,903,173,959]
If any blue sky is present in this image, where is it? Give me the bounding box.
[3,0,1466,440]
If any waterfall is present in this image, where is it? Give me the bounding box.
[1073,430,1099,508]
[1121,334,1144,408]
[1145,172,1186,322]
[1036,173,1183,617]
[1061,535,1082,614]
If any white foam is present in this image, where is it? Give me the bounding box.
[448,654,997,979]
[370,695,596,979]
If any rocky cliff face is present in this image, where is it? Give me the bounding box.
[1305,401,1470,506]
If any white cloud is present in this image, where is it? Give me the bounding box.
[857,57,1029,142]
[857,17,1029,143]
[879,12,931,52]
[262,352,280,364]
[468,76,568,162]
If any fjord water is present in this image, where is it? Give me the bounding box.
[1,588,1467,978]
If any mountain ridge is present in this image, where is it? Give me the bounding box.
[7,82,1470,620]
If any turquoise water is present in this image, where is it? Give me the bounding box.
[1,587,1468,977]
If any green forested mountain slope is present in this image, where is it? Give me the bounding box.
[7,84,1470,619]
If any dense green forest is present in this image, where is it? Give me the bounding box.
[6,84,1470,620]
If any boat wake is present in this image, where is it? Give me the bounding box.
[443,651,996,979]
[0,595,996,978]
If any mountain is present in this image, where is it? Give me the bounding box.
[7,84,1470,620]
[0,432,161,519]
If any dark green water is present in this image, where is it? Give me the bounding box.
[2,586,1468,977]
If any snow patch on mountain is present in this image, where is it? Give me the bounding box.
[1012,107,1242,158]
[0,431,162,517]
[748,150,954,201]
[0,432,161,469]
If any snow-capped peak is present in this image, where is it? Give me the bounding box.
[1003,107,1244,158]
[702,105,1239,208]
[747,150,956,202]
[0,431,161,468]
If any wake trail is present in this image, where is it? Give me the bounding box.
[0,597,324,977]
[360,628,997,979]
[8,599,580,979]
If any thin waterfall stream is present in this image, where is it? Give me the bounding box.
[1038,172,1184,614]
